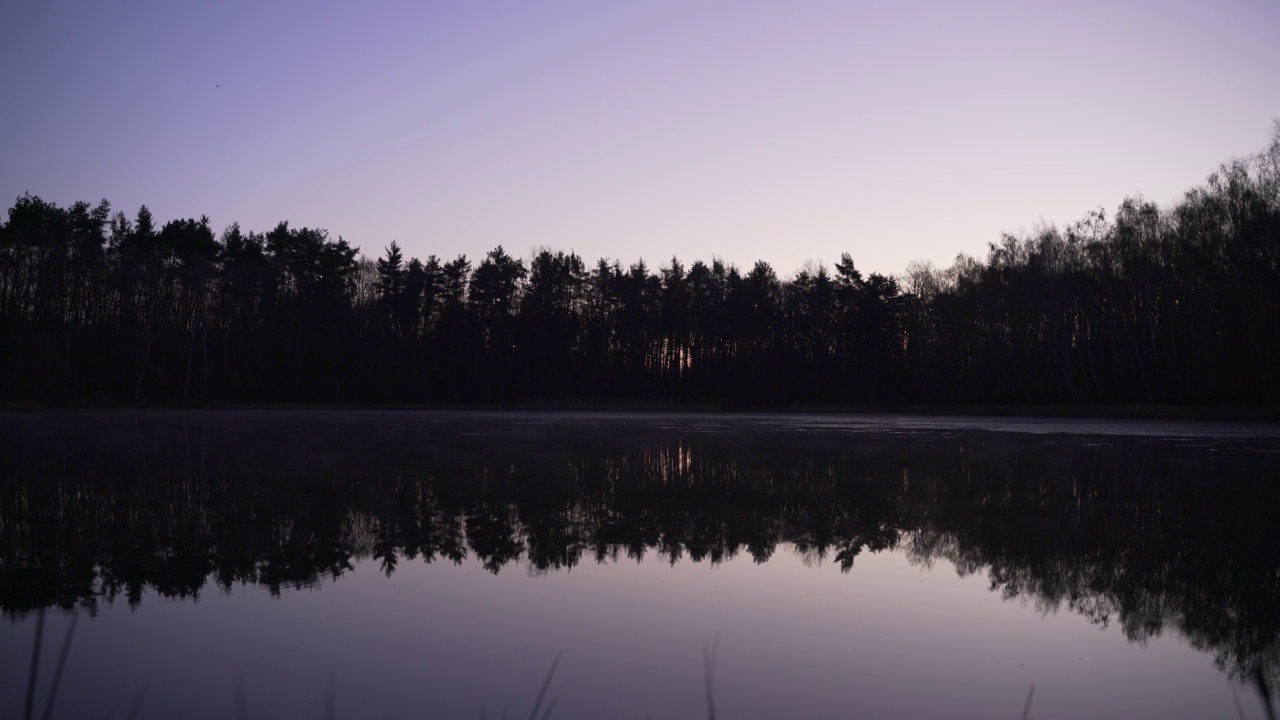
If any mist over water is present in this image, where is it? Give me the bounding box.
[2,411,1278,719]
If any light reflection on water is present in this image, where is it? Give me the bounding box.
[1,410,1278,719]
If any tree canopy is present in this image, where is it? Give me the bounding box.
[2,127,1278,406]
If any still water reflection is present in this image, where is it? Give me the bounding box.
[1,411,1278,719]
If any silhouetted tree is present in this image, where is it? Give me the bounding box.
[2,126,1279,405]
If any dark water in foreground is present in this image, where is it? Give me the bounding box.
[2,411,1278,719]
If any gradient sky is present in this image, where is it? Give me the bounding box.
[3,0,1278,276]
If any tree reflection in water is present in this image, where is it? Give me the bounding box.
[1,412,1277,688]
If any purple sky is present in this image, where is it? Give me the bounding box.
[2,0,1278,276]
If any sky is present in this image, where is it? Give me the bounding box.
[2,0,1278,277]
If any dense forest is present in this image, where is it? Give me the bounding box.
[2,129,1278,406]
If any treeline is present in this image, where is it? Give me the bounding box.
[2,129,1278,405]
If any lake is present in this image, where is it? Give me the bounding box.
[2,410,1278,719]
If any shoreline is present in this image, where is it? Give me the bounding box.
[5,400,1280,423]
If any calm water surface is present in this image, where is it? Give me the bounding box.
[2,411,1278,719]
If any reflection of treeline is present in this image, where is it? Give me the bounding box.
[1,415,1277,682]
[3,131,1279,405]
